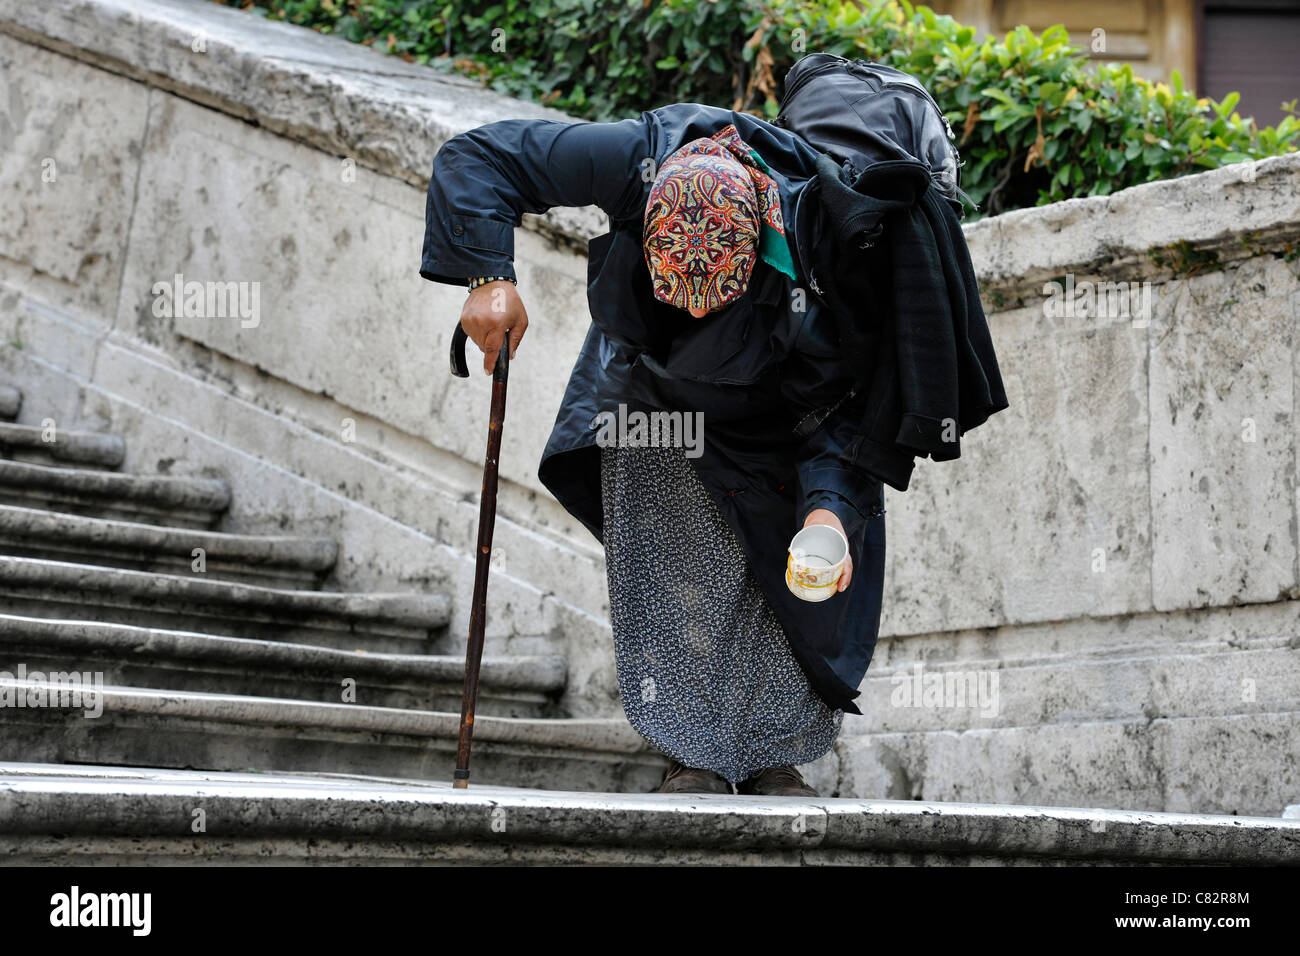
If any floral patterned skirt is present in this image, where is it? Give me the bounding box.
[599,442,843,784]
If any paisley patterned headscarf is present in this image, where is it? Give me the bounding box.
[643,124,797,315]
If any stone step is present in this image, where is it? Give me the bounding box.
[1,762,1296,865]
[833,709,1300,818]
[0,503,337,589]
[0,421,125,469]
[0,556,450,654]
[0,459,230,529]
[853,637,1300,732]
[0,386,20,421]
[0,613,565,717]
[0,682,665,794]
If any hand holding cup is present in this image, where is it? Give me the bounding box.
[786,510,851,602]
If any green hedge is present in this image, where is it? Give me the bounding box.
[225,0,1298,217]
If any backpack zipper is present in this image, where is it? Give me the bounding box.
[879,80,957,141]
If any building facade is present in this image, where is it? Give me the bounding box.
[935,0,1299,124]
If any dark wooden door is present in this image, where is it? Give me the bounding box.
[1198,0,1300,126]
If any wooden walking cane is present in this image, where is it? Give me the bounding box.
[449,322,509,788]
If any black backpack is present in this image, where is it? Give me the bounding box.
[774,53,967,210]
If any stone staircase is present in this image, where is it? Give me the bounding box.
[0,386,666,794]
[4,397,1294,867]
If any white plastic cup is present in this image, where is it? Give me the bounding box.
[785,524,849,602]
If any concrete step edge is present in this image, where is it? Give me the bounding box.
[0,503,338,573]
[0,612,565,693]
[0,421,125,468]
[0,679,640,753]
[0,762,1295,864]
[0,386,20,421]
[0,459,230,512]
[0,555,449,627]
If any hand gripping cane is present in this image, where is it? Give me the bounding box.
[449,322,509,788]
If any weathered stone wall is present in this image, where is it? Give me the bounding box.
[2,0,1298,813]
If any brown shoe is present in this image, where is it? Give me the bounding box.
[657,760,733,794]
[736,765,819,797]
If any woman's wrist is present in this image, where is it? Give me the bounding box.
[467,275,516,292]
[801,508,853,591]
[803,507,845,534]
